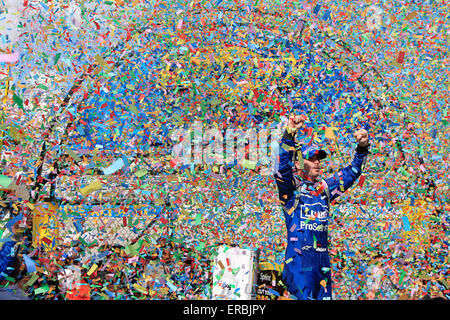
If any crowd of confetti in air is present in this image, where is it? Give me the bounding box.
[0,0,448,300]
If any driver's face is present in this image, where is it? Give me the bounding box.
[297,155,321,181]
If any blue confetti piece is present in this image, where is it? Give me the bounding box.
[402,216,411,231]
[313,4,321,15]
[23,254,37,273]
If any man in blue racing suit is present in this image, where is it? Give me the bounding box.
[274,114,370,300]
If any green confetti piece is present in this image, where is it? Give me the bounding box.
[242,159,256,169]
[256,94,264,103]
[34,283,49,295]
[195,213,202,225]
[13,93,23,109]
[134,169,148,178]
[234,214,244,224]
[0,175,12,188]
[54,52,61,65]
[63,146,82,162]
[128,104,139,115]
[25,273,39,287]
[196,241,205,251]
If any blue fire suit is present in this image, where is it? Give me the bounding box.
[274,131,369,300]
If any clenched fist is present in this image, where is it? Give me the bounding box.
[287,114,308,133]
[353,129,369,147]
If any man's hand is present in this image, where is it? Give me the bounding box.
[287,114,308,134]
[354,129,369,147]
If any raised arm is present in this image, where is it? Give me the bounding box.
[274,114,307,206]
[325,129,370,202]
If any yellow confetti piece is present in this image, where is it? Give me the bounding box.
[87,263,98,276]
[325,127,336,140]
[79,180,103,197]
[94,54,109,70]
[287,206,295,216]
[242,159,257,170]
[133,283,147,294]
